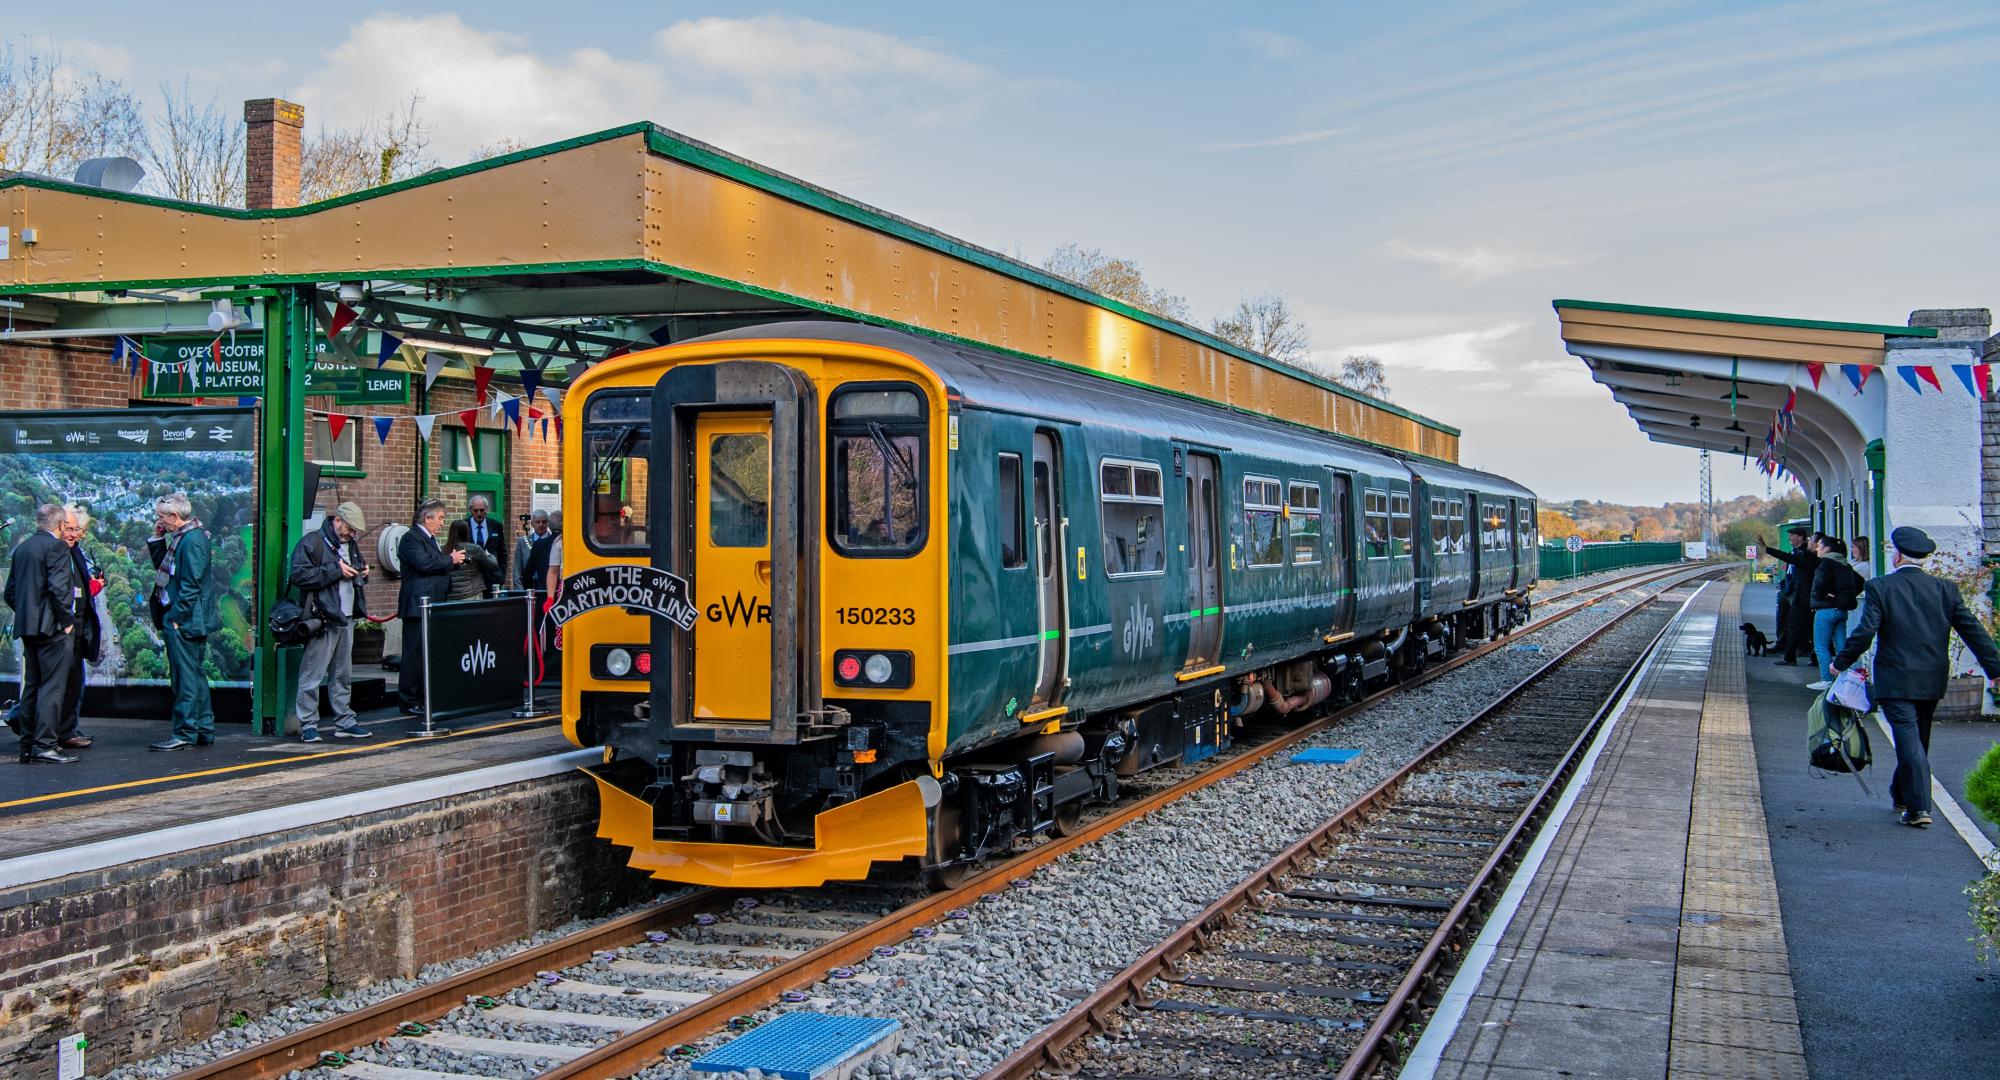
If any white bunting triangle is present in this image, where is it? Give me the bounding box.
[414,414,436,442]
[423,350,451,389]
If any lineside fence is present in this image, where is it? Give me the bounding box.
[1539,541,1687,580]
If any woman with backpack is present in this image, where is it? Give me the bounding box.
[1808,532,1864,690]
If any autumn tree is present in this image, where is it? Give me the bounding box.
[1041,243,1192,322]
[0,42,144,177]
[1537,508,1579,539]
[1334,354,1392,400]
[1211,292,1311,368]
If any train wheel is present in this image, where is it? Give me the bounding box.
[921,802,971,892]
[1050,799,1085,838]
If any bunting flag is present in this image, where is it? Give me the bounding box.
[237,396,256,407]
[519,366,543,408]
[414,414,436,442]
[1980,363,1995,400]
[326,413,348,442]
[1898,366,1923,394]
[373,416,394,444]
[539,417,550,441]
[1915,365,1943,393]
[423,349,451,389]
[137,356,150,383]
[458,407,480,433]
[555,416,564,441]
[328,303,358,337]
[541,386,561,414]
[472,366,495,405]
[376,332,403,368]
[566,359,591,384]
[1805,361,1824,390]
[1783,386,1797,414]
[1841,364,1866,393]
[501,396,522,431]
[111,335,140,369]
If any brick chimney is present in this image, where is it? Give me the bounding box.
[243,98,304,210]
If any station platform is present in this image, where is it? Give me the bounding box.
[1409,579,2000,1079]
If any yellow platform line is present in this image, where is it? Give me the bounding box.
[0,715,555,811]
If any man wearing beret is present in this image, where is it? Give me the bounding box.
[1833,526,2000,828]
[288,502,374,743]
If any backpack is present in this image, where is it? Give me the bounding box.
[1807,693,1872,779]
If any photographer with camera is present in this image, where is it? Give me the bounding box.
[288,502,372,743]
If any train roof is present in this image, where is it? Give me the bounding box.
[687,321,1536,498]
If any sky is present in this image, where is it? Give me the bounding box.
[15,1,2000,504]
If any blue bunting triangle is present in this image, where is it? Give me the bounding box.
[519,366,543,408]
[376,332,403,368]
[1954,364,1978,396]
[374,416,394,444]
[1898,366,1922,393]
[501,396,521,431]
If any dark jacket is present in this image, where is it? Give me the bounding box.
[522,532,554,593]
[146,523,218,637]
[445,541,497,601]
[457,517,506,591]
[71,543,101,664]
[6,529,76,639]
[290,520,368,624]
[1809,552,1862,612]
[1834,564,2000,700]
[397,526,456,619]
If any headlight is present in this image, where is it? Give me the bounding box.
[605,647,633,677]
[864,653,894,684]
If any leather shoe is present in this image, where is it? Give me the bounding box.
[57,736,93,749]
[23,749,79,764]
[194,735,215,746]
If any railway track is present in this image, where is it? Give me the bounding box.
[162,562,1708,1080]
[985,579,1701,1079]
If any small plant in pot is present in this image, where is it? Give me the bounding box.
[351,620,386,666]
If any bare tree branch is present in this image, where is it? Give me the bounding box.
[1041,242,1192,322]
[142,80,242,205]
[1210,292,1311,367]
[1333,354,1392,400]
[300,92,436,203]
[0,42,144,178]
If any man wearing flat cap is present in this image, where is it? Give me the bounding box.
[288,502,374,743]
[1833,525,2000,828]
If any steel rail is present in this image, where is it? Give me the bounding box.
[166,563,1699,1080]
[536,565,1709,1079]
[981,570,1711,1080]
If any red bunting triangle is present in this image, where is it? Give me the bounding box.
[1979,364,1994,400]
[1915,365,1942,392]
[326,413,348,442]
[1804,361,1823,390]
[472,366,495,405]
[328,303,357,336]
[458,407,479,433]
[209,337,222,364]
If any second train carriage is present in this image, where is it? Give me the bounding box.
[560,322,1537,888]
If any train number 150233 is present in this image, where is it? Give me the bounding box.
[835,606,916,626]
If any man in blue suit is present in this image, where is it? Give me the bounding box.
[1833,526,2000,828]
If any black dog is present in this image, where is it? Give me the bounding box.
[1740,622,1771,656]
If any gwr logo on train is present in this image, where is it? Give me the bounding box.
[707,592,772,626]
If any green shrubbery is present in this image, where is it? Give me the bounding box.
[1968,744,2000,961]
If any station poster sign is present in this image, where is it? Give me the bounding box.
[142,336,410,403]
[0,407,257,689]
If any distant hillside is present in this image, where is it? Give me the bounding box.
[1540,493,1806,543]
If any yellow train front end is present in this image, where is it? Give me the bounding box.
[558,333,951,888]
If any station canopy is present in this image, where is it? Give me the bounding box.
[0,122,1457,461]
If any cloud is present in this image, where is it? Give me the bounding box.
[1200,126,1348,151]
[291,13,1025,184]
[1381,239,1586,281]
[1325,322,1531,375]
[1238,28,1305,59]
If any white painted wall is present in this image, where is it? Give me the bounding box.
[1882,339,1985,561]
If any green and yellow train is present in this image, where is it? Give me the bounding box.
[560,322,1538,889]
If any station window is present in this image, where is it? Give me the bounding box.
[1243,476,1285,568]
[1288,481,1321,565]
[581,390,652,554]
[309,414,359,468]
[998,453,1026,569]
[1101,459,1167,576]
[1449,499,1466,553]
[830,384,927,556]
[1389,492,1413,558]
[1363,489,1390,560]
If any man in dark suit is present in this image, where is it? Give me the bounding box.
[57,503,101,750]
[398,499,466,718]
[6,503,79,764]
[1833,526,2000,828]
[457,496,506,596]
[147,492,217,751]
[1762,525,1819,667]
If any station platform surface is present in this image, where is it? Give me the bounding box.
[1414,579,2000,1079]
[0,688,573,874]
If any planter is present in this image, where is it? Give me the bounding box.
[1936,675,1987,722]
[352,626,386,667]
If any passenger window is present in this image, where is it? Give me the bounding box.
[708,434,770,547]
[998,453,1025,569]
[1100,459,1166,576]
[1244,476,1285,568]
[1288,481,1321,565]
[830,385,927,556]
[1390,492,1413,558]
[1519,507,1534,550]
[1483,504,1506,552]
[1363,489,1390,560]
[1430,498,1447,556]
[1449,500,1465,553]
[582,390,653,554]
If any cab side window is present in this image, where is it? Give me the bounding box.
[830,385,927,556]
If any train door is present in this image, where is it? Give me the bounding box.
[1329,472,1354,629]
[1466,500,1483,601]
[1031,431,1068,708]
[692,412,774,722]
[1506,496,1521,589]
[1412,476,1432,612]
[1182,451,1223,669]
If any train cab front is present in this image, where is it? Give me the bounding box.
[565,339,949,889]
